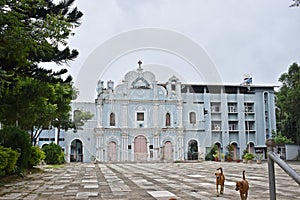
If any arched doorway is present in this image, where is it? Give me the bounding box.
[231,142,238,160]
[70,139,83,162]
[215,142,221,149]
[247,142,255,154]
[134,135,148,161]
[108,141,117,162]
[188,140,198,160]
[214,142,221,160]
[163,141,173,161]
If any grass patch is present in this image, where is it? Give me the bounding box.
[44,164,65,169]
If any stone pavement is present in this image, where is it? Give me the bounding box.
[0,161,299,200]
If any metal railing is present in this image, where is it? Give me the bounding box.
[265,139,300,200]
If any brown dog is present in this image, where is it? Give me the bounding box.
[235,170,249,200]
[215,167,225,196]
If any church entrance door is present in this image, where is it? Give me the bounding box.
[163,141,173,161]
[134,135,147,161]
[108,141,117,162]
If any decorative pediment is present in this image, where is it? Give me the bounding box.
[132,77,150,89]
[168,75,179,82]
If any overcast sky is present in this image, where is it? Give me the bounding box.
[62,0,300,101]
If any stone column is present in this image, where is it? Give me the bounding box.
[97,104,102,128]
[177,102,183,128]
[153,81,158,99]
[176,82,181,99]
[153,104,159,128]
[167,82,171,98]
[122,103,128,128]
[121,133,128,161]
[153,133,159,160]
[96,134,104,162]
[177,134,184,160]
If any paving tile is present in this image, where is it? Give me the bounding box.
[147,190,176,198]
[76,192,99,198]
[1,161,300,199]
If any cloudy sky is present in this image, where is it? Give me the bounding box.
[63,0,300,101]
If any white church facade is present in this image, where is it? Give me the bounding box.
[41,61,276,163]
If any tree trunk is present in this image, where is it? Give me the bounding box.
[56,127,61,146]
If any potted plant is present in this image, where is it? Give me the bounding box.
[225,153,233,162]
[242,149,249,163]
[213,150,219,161]
[221,153,225,162]
[256,154,263,164]
[226,144,234,162]
[244,152,255,163]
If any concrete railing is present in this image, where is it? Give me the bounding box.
[265,139,300,200]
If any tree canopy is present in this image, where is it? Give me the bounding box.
[276,62,300,143]
[274,132,294,145]
[0,0,83,85]
[0,0,83,143]
[73,109,94,130]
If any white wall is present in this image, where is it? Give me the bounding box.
[286,144,300,160]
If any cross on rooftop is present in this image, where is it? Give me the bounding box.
[137,60,143,72]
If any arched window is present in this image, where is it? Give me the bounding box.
[189,112,196,124]
[165,113,171,126]
[110,112,115,126]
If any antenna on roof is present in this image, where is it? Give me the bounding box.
[241,73,252,90]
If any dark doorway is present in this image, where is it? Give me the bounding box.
[70,139,83,162]
[188,140,198,160]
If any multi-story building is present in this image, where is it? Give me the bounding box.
[62,61,276,163]
[37,129,65,150]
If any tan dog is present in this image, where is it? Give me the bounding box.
[215,167,225,196]
[235,170,249,200]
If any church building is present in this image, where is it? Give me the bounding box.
[62,61,276,163]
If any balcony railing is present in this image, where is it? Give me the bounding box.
[265,139,300,200]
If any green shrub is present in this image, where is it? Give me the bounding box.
[0,146,20,175]
[42,143,65,164]
[0,146,9,173]
[29,146,46,167]
[242,149,249,159]
[0,126,31,171]
[244,152,255,161]
[205,144,218,161]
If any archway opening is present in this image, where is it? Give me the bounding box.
[134,135,148,161]
[163,141,173,161]
[215,142,221,150]
[108,141,117,162]
[247,142,255,154]
[231,142,239,160]
[70,139,83,162]
[188,140,198,160]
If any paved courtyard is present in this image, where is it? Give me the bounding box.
[0,161,299,200]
